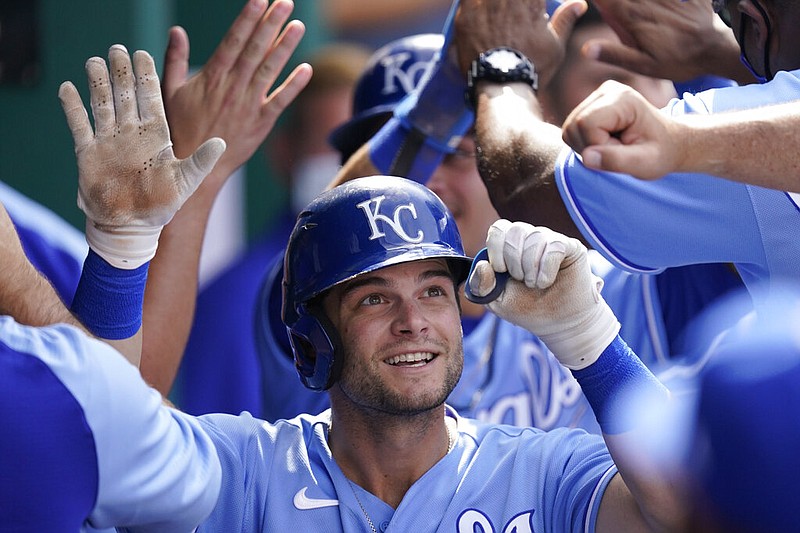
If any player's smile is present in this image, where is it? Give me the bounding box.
[385,351,437,367]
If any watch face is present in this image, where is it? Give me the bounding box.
[488,49,524,73]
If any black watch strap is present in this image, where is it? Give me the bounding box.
[466,47,538,109]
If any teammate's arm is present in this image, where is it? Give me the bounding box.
[563,83,800,191]
[140,0,311,394]
[0,203,84,331]
[452,0,588,241]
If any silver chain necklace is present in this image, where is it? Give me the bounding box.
[341,420,455,533]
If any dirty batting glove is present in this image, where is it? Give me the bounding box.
[59,44,225,270]
[468,219,620,370]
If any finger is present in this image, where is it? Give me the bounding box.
[237,0,295,90]
[467,260,497,298]
[550,0,588,45]
[108,45,137,126]
[583,38,656,77]
[583,144,660,179]
[179,137,227,189]
[503,223,535,282]
[251,18,305,91]
[58,81,94,152]
[86,56,115,135]
[519,228,548,288]
[486,219,513,273]
[259,61,312,125]
[536,232,569,288]
[205,0,272,82]
[133,50,165,126]
[162,26,190,100]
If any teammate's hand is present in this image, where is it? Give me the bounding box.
[562,80,684,180]
[467,219,619,369]
[162,0,311,195]
[589,0,751,83]
[454,0,587,89]
[59,45,226,269]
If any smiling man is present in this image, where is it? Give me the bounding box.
[1,173,685,531]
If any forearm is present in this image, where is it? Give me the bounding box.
[676,104,800,192]
[329,143,382,189]
[574,337,686,532]
[474,82,584,240]
[140,176,218,394]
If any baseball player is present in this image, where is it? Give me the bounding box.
[254,32,601,430]
[251,6,744,429]
[452,0,800,305]
[0,174,683,531]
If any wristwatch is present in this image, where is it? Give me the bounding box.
[466,47,538,109]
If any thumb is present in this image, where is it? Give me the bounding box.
[162,26,190,100]
[180,137,227,188]
[468,260,498,299]
[550,0,588,44]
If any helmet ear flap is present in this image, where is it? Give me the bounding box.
[287,307,344,391]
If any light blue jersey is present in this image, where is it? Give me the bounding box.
[0,317,221,532]
[556,70,800,304]
[196,408,616,533]
[1,316,616,532]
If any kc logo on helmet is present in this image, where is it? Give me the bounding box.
[357,196,424,243]
[380,52,434,97]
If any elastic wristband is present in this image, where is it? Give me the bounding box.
[70,249,149,340]
[572,335,669,434]
[368,116,450,184]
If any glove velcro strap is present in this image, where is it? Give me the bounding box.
[70,249,149,340]
[572,335,669,434]
[85,220,162,270]
[538,300,621,370]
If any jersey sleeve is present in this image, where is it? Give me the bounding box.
[0,318,222,532]
[555,71,800,277]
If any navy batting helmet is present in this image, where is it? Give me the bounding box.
[282,175,471,391]
[328,34,443,162]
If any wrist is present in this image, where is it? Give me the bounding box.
[572,335,669,434]
[70,249,149,340]
[466,47,538,110]
[84,220,162,270]
[539,298,620,370]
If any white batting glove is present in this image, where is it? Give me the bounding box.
[59,44,226,269]
[468,219,620,369]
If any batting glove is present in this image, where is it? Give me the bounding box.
[59,45,225,269]
[468,219,620,369]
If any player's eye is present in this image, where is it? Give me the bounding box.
[424,286,446,298]
[360,293,385,306]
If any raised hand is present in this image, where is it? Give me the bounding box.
[59,45,225,269]
[454,0,587,88]
[588,0,751,83]
[162,0,312,193]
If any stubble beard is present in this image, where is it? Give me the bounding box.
[336,336,464,417]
